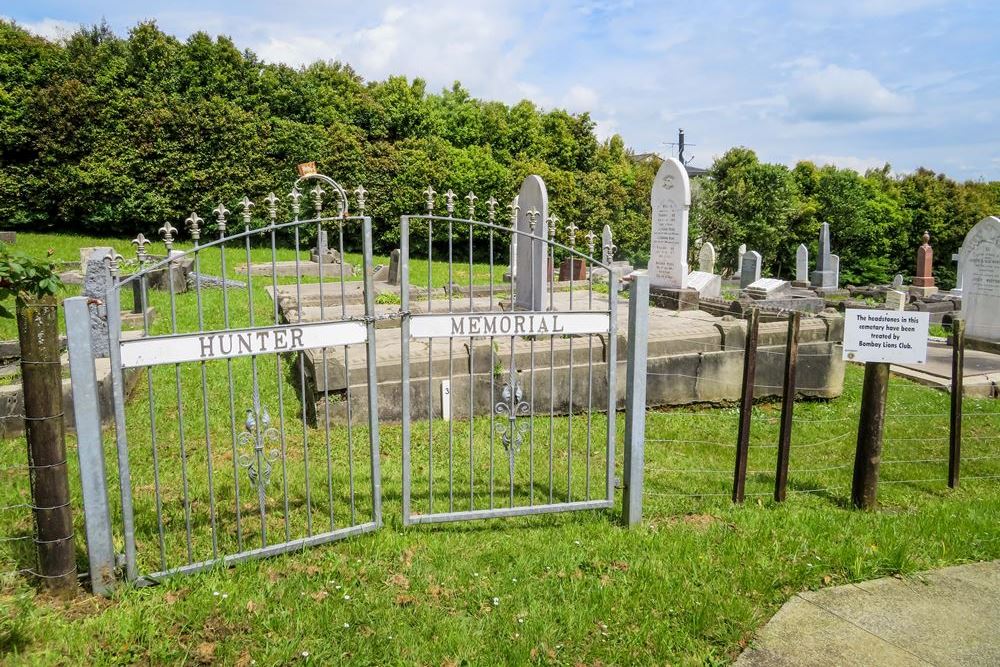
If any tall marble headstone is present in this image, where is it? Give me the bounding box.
[737,244,747,275]
[740,250,762,288]
[388,248,401,286]
[810,223,836,288]
[507,194,519,281]
[830,254,840,289]
[84,247,114,357]
[698,242,716,274]
[795,244,809,283]
[514,176,548,310]
[602,224,614,261]
[951,248,963,295]
[892,274,904,289]
[959,216,1000,342]
[910,231,938,297]
[648,157,690,289]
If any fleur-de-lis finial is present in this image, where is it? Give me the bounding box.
[132,233,151,264]
[239,196,254,226]
[103,251,125,276]
[310,184,325,215]
[159,221,177,251]
[289,187,302,217]
[487,197,498,222]
[508,199,520,229]
[185,212,203,241]
[423,186,436,213]
[566,219,579,247]
[213,203,229,233]
[465,191,478,219]
[354,185,368,216]
[546,213,558,241]
[444,189,456,216]
[526,208,540,233]
[585,229,596,256]
[264,192,279,222]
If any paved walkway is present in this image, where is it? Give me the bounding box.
[734,560,1000,666]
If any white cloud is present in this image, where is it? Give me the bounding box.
[797,154,889,173]
[787,64,913,122]
[3,16,78,42]
[564,85,599,112]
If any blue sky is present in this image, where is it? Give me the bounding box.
[5,1,1000,180]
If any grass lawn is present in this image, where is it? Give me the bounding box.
[0,232,998,664]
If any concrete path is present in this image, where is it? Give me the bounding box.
[891,340,1000,397]
[734,560,1000,666]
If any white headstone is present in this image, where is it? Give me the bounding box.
[795,244,809,283]
[892,274,904,289]
[698,242,716,275]
[737,243,747,275]
[951,247,963,295]
[885,289,906,311]
[746,278,791,300]
[740,250,762,288]
[959,216,1000,342]
[508,194,519,281]
[648,157,691,289]
[514,176,548,311]
[602,224,614,262]
[687,271,721,298]
[830,254,840,289]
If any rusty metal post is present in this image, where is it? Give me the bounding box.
[774,311,801,502]
[852,362,889,510]
[948,319,965,488]
[17,295,76,592]
[733,308,759,503]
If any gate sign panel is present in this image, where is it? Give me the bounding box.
[409,312,610,339]
[842,309,930,364]
[120,320,367,368]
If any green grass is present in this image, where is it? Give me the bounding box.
[0,233,998,664]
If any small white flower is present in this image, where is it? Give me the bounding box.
[335,585,342,590]
[343,594,351,600]
[221,593,229,599]
[511,578,517,583]
[212,591,219,596]
[343,622,350,628]
[387,636,393,640]
[573,540,581,545]
[517,618,524,624]
[301,651,309,658]
[492,597,499,606]
[472,572,479,577]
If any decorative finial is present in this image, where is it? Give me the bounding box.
[310,184,325,215]
[423,186,436,213]
[354,185,368,216]
[508,199,520,228]
[465,191,478,219]
[158,221,177,251]
[103,251,125,276]
[585,229,596,256]
[213,203,230,233]
[566,219,578,247]
[289,187,302,217]
[922,230,931,245]
[547,214,558,241]
[486,197,498,223]
[526,208,540,233]
[444,189,456,216]
[239,196,254,226]
[132,233,151,264]
[185,212,203,241]
[264,192,279,222]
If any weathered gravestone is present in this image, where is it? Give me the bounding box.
[698,242,716,274]
[388,248,401,286]
[737,244,747,276]
[892,274,904,289]
[794,244,809,286]
[740,250,762,289]
[885,289,907,311]
[648,157,690,289]
[310,229,342,264]
[830,254,840,289]
[959,216,1000,343]
[746,277,791,301]
[687,271,721,298]
[810,223,837,289]
[83,248,114,357]
[514,176,548,311]
[910,231,938,297]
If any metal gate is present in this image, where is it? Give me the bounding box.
[399,185,622,525]
[66,173,382,587]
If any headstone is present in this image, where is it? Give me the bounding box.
[559,257,587,281]
[514,175,548,310]
[795,244,809,284]
[830,254,840,288]
[648,157,690,289]
[372,264,389,281]
[740,250,762,289]
[910,231,938,297]
[951,248,963,295]
[698,242,716,275]
[83,248,114,357]
[737,244,747,274]
[311,230,342,264]
[602,225,613,261]
[745,277,791,300]
[687,271,722,298]
[0,231,15,244]
[892,274,904,289]
[959,216,1000,342]
[885,289,906,311]
[810,223,836,288]
[506,195,519,282]
[387,249,401,286]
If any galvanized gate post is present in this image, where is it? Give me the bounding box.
[65,297,117,594]
[622,272,649,526]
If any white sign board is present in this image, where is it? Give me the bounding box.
[842,309,929,364]
[120,320,367,368]
[409,312,610,339]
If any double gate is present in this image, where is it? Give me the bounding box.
[66,173,648,592]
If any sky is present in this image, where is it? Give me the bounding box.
[4,1,1000,180]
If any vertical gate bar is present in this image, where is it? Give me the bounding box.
[605,269,619,503]
[362,215,383,526]
[105,283,137,579]
[948,318,965,488]
[567,234,575,502]
[246,225,269,547]
[528,236,536,507]
[65,297,116,594]
[488,218,495,509]
[622,272,649,527]
[427,214,434,513]
[219,225,243,550]
[191,235,219,559]
[447,208,454,513]
[774,311,801,502]
[733,308,760,504]
[338,219,356,525]
[400,217,411,525]
[269,225,291,542]
[585,246,595,500]
[140,269,167,570]
[548,222,555,504]
[315,220,336,531]
[293,224,313,537]
[469,218,475,510]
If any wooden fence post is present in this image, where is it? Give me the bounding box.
[949,319,965,488]
[774,311,801,502]
[852,362,889,510]
[733,308,759,503]
[17,295,76,593]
